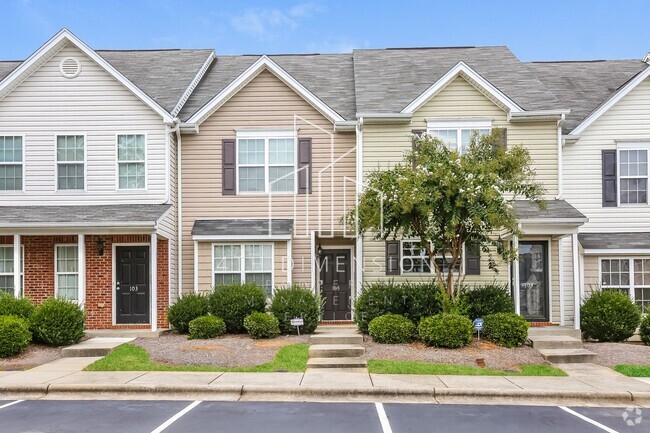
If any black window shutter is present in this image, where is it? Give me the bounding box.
[464,242,481,275]
[411,129,426,168]
[298,137,312,194]
[385,241,401,275]
[602,149,617,207]
[222,139,236,195]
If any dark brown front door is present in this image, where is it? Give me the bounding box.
[116,246,150,324]
[319,249,352,321]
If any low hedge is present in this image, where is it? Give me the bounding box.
[459,284,514,320]
[270,286,321,334]
[0,315,31,357]
[168,293,209,334]
[581,290,641,342]
[244,312,280,339]
[30,297,85,346]
[0,294,35,319]
[368,314,415,344]
[418,313,473,348]
[482,313,529,348]
[188,315,226,340]
[208,283,267,333]
[640,315,650,346]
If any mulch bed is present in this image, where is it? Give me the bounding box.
[0,344,62,371]
[133,333,310,367]
[584,342,650,368]
[362,336,550,371]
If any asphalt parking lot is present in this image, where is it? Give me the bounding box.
[0,399,645,432]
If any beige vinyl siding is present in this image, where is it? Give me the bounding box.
[583,255,600,297]
[564,76,650,232]
[181,69,356,294]
[157,130,178,303]
[0,43,168,204]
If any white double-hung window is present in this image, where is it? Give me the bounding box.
[618,145,649,205]
[237,130,296,193]
[427,120,491,154]
[0,136,23,191]
[401,240,461,274]
[600,257,650,314]
[213,243,273,296]
[56,245,79,301]
[117,134,146,189]
[0,246,23,296]
[57,135,85,190]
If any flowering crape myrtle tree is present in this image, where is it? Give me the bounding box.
[349,129,545,304]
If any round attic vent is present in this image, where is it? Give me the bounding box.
[59,57,81,79]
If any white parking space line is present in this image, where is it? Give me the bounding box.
[375,402,393,433]
[558,406,619,433]
[150,400,202,433]
[0,400,23,410]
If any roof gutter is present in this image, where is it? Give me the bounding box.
[507,109,571,122]
[334,120,357,132]
[556,113,566,200]
[356,112,412,124]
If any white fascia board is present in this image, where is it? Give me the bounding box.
[0,221,157,229]
[401,61,524,114]
[644,53,650,64]
[192,234,292,241]
[171,50,216,117]
[0,29,173,123]
[570,66,650,135]
[583,248,650,255]
[519,217,588,225]
[508,109,571,122]
[186,55,345,125]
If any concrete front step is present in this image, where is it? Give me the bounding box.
[530,335,584,350]
[538,348,598,364]
[61,337,134,358]
[308,344,365,358]
[528,327,581,339]
[310,334,363,345]
[314,325,359,334]
[307,357,368,369]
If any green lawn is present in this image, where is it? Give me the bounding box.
[614,365,650,377]
[85,343,309,373]
[367,360,566,376]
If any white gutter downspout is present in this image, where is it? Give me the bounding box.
[355,117,364,300]
[556,113,565,199]
[170,120,183,300]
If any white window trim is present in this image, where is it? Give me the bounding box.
[235,130,297,195]
[616,143,650,207]
[598,256,650,306]
[55,133,87,192]
[426,119,492,154]
[400,239,464,275]
[211,242,275,294]
[115,133,148,191]
[54,244,80,302]
[0,135,25,193]
[0,244,23,295]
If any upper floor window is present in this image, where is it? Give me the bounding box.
[117,134,146,190]
[0,136,23,191]
[57,135,85,190]
[600,257,650,314]
[619,149,648,204]
[237,131,296,193]
[427,120,491,154]
[401,240,461,274]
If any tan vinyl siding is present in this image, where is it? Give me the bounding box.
[564,77,650,232]
[181,69,356,294]
[583,255,600,297]
[0,43,168,204]
[158,130,178,303]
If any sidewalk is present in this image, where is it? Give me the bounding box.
[0,358,649,406]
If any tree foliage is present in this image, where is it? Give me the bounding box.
[348,129,545,301]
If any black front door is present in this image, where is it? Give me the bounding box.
[518,241,549,322]
[320,249,352,321]
[116,246,150,324]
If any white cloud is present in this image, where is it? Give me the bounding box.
[230,2,324,40]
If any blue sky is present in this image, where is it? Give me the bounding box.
[3,0,650,61]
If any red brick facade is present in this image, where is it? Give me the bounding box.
[2,234,169,330]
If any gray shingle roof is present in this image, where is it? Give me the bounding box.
[0,204,170,227]
[527,60,648,133]
[0,61,21,81]
[579,232,650,250]
[513,200,587,221]
[352,46,560,114]
[192,219,294,237]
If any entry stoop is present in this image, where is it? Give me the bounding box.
[61,337,134,357]
[528,327,597,364]
[307,325,367,370]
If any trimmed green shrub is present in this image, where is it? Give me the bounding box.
[30,298,85,346]
[418,313,473,348]
[209,283,267,333]
[482,313,530,348]
[244,312,280,339]
[459,284,514,320]
[581,290,641,342]
[639,314,650,346]
[368,314,415,344]
[354,281,443,333]
[270,285,322,335]
[188,315,226,340]
[0,315,31,357]
[168,293,209,334]
[0,294,36,319]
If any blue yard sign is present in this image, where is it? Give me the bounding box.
[473,318,484,340]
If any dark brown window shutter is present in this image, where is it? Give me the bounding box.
[495,128,507,151]
[464,242,480,275]
[602,149,617,207]
[411,129,426,168]
[385,241,401,275]
[297,137,312,194]
[222,139,236,195]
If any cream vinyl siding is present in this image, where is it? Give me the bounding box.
[564,77,650,232]
[0,43,168,204]
[181,70,356,294]
[560,238,577,327]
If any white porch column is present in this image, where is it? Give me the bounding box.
[150,233,158,332]
[513,235,520,315]
[13,234,20,298]
[77,234,85,307]
[310,231,316,292]
[572,233,580,330]
[558,238,565,326]
[193,240,199,295]
[286,239,292,285]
